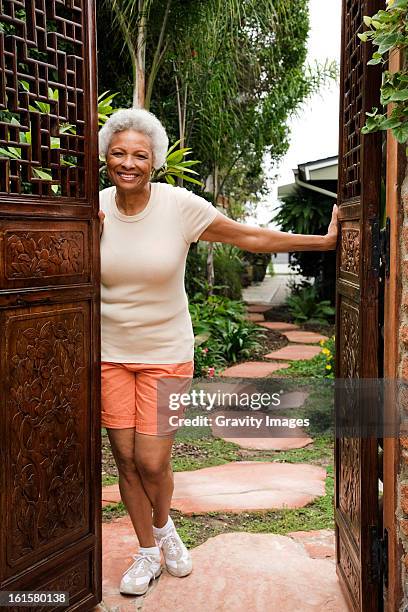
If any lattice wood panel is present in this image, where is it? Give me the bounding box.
[0,0,86,197]
[341,0,364,201]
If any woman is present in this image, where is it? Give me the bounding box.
[98,108,338,596]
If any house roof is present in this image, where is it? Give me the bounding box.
[278,155,338,200]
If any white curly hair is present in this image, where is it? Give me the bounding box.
[98,107,169,170]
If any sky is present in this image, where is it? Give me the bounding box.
[248,0,342,228]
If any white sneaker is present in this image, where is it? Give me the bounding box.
[119,553,162,595]
[155,528,193,577]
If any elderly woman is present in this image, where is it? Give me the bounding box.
[98,108,338,596]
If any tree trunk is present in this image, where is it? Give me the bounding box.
[175,75,188,186]
[145,0,172,110]
[207,164,218,291]
[135,0,147,107]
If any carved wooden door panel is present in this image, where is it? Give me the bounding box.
[335,1,384,611]
[0,2,101,610]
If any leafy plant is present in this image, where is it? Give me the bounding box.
[274,336,336,379]
[285,285,335,325]
[274,185,336,303]
[152,139,203,187]
[358,0,408,145]
[319,335,335,377]
[98,91,120,126]
[213,244,244,300]
[217,319,264,364]
[189,291,262,375]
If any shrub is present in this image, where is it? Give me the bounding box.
[217,319,265,363]
[273,185,336,304]
[189,292,263,375]
[285,284,335,325]
[213,244,244,300]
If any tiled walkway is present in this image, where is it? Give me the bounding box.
[96,299,342,611]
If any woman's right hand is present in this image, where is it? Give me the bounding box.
[98,210,105,238]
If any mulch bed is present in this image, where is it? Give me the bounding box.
[102,433,118,481]
[262,305,335,338]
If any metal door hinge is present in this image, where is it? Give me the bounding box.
[370,526,388,587]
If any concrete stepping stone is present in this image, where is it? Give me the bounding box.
[171,461,326,514]
[245,312,265,322]
[246,304,272,313]
[221,361,290,377]
[283,330,329,344]
[265,344,322,361]
[142,532,349,612]
[258,321,300,331]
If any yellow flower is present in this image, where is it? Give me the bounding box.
[326,365,332,370]
[322,348,330,356]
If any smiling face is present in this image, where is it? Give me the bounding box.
[106,129,154,193]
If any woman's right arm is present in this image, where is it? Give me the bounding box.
[98,210,105,238]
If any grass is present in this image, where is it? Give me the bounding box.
[102,467,334,548]
[102,435,335,549]
[273,353,329,378]
[173,469,334,549]
[172,437,241,471]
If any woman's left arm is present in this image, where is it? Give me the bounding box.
[199,203,339,252]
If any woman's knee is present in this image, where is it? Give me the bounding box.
[115,454,139,478]
[136,456,172,482]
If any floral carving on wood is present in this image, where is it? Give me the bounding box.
[339,538,360,606]
[5,231,84,279]
[339,437,361,545]
[340,304,359,379]
[341,228,360,276]
[6,309,88,566]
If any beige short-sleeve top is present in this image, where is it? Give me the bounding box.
[99,182,218,363]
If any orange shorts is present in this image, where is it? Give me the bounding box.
[101,360,194,435]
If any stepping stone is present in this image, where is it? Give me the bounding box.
[288,529,335,560]
[245,312,264,322]
[102,483,121,505]
[103,454,322,511]
[221,361,290,378]
[265,345,322,361]
[142,532,349,612]
[226,437,313,451]
[211,398,312,450]
[284,330,329,344]
[258,321,300,331]
[246,304,272,313]
[171,461,326,513]
[98,515,152,611]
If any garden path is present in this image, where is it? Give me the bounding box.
[242,271,302,307]
[95,305,343,611]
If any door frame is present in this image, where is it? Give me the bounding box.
[382,48,405,612]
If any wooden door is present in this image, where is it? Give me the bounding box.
[335,0,384,610]
[0,2,101,610]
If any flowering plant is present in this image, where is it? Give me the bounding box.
[320,336,335,378]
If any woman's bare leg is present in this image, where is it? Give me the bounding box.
[133,432,175,528]
[106,427,156,547]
